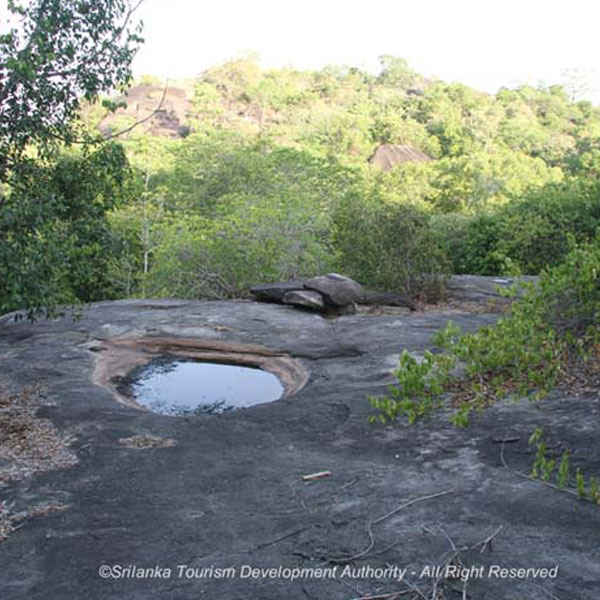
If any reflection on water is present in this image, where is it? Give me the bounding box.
[129,357,284,416]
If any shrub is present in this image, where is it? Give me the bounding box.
[147,192,335,299]
[430,212,515,275]
[434,178,600,276]
[333,192,449,302]
[369,236,600,426]
[498,179,600,273]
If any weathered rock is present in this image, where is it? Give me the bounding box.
[446,274,539,304]
[282,290,325,311]
[99,83,192,139]
[303,273,364,307]
[361,290,418,311]
[333,301,357,315]
[0,291,598,599]
[368,143,432,171]
[249,280,305,303]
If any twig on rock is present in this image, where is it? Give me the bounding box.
[302,471,332,481]
[350,591,411,600]
[478,524,503,553]
[252,525,312,551]
[373,490,455,526]
[329,490,454,564]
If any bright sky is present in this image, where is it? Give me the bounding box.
[133,0,600,103]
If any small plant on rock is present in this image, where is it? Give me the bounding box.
[527,428,599,505]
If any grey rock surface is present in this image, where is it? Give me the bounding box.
[0,286,597,600]
[446,274,538,304]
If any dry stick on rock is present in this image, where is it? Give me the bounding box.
[421,524,505,600]
[401,578,429,600]
[409,524,506,600]
[339,478,358,491]
[289,480,310,514]
[350,591,412,600]
[539,585,562,600]
[372,490,454,526]
[329,490,454,564]
[302,471,332,482]
[478,524,503,553]
[252,525,313,552]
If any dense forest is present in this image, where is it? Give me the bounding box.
[2,48,600,316]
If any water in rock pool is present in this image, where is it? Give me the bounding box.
[128,357,284,415]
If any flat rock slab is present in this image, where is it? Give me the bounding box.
[446,274,539,304]
[0,297,598,600]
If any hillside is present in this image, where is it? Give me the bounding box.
[5,55,600,315]
[98,55,600,173]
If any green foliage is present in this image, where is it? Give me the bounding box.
[531,440,555,481]
[0,0,143,179]
[557,450,571,490]
[6,46,600,317]
[0,144,133,318]
[163,132,354,214]
[496,179,600,273]
[102,57,600,305]
[181,57,600,175]
[368,238,600,426]
[117,135,355,299]
[431,212,517,275]
[435,177,600,275]
[146,191,336,299]
[333,188,449,302]
[428,150,562,213]
[369,350,454,424]
[591,477,599,503]
[576,468,587,499]
[0,0,142,317]
[528,429,599,504]
[377,55,421,89]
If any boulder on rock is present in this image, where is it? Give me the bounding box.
[250,273,364,315]
[249,280,305,303]
[282,290,325,311]
[303,273,364,307]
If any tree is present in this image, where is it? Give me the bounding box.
[0,0,143,317]
[0,0,144,180]
[377,55,420,89]
[0,143,134,318]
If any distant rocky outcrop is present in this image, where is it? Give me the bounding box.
[99,83,192,139]
[368,144,432,170]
